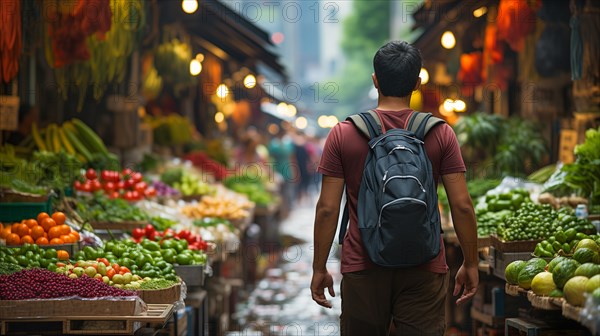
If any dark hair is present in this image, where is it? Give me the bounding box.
[373,41,422,98]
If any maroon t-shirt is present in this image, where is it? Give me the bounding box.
[318,109,466,274]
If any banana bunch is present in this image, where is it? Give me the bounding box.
[28,119,109,164]
[142,66,163,101]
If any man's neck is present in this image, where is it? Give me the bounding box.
[376,96,411,111]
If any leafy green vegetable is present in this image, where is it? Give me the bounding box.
[77,193,150,222]
[562,127,600,204]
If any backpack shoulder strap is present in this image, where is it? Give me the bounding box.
[406,111,445,140]
[346,110,382,139]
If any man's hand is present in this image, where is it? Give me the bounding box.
[311,270,335,308]
[454,262,479,305]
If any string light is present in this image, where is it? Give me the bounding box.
[244,74,256,89]
[216,84,228,98]
[189,59,202,76]
[214,112,225,123]
[441,31,456,49]
[419,68,429,85]
[295,117,308,130]
[182,0,198,14]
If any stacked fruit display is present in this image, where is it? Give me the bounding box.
[505,236,600,307]
[0,212,79,246]
[74,168,157,201]
[181,195,252,221]
[130,225,209,251]
[27,119,114,164]
[475,189,530,237]
[54,258,145,290]
[160,167,214,198]
[0,244,69,269]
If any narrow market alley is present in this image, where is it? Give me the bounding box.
[227,196,343,336]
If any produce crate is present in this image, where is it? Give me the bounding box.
[490,234,540,253]
[527,291,560,310]
[137,281,182,304]
[0,303,172,335]
[489,247,533,280]
[0,198,52,222]
[562,301,583,322]
[0,297,147,319]
[174,264,206,287]
[0,95,19,131]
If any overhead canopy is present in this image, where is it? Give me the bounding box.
[158,0,286,80]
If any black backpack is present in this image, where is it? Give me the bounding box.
[339,110,445,267]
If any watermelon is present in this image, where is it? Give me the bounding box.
[531,272,556,296]
[518,259,547,290]
[586,274,600,293]
[547,256,567,273]
[574,263,600,278]
[572,247,598,264]
[505,260,527,285]
[564,276,589,306]
[552,259,580,289]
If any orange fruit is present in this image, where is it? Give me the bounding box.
[57,250,69,260]
[0,223,3,231]
[0,226,11,239]
[51,212,66,226]
[60,234,73,243]
[20,235,34,244]
[69,231,80,242]
[40,218,57,232]
[12,223,30,237]
[35,237,49,245]
[31,226,45,240]
[24,219,38,229]
[48,226,62,240]
[49,238,64,245]
[6,233,20,245]
[58,224,71,236]
[37,212,50,224]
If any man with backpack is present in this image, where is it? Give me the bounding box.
[310,41,478,335]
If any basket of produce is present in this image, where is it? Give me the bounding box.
[136,279,182,304]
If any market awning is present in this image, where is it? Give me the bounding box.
[158,0,286,79]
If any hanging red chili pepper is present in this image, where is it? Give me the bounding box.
[0,0,22,83]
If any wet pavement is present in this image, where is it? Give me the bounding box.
[228,197,342,336]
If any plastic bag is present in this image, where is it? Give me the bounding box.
[581,292,600,335]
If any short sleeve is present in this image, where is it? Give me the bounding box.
[438,124,466,175]
[317,124,344,178]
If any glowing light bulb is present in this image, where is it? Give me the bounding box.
[189,59,202,76]
[243,74,256,89]
[419,68,429,85]
[182,0,198,14]
[216,84,228,98]
[215,112,225,123]
[295,117,308,130]
[441,31,456,49]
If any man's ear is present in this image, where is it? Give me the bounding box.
[413,77,421,92]
[372,73,378,89]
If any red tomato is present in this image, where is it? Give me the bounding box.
[103,181,115,193]
[123,191,134,201]
[110,171,120,183]
[131,172,142,183]
[101,170,110,181]
[145,224,156,235]
[130,190,141,200]
[109,191,120,199]
[81,181,92,193]
[132,228,145,239]
[125,178,136,189]
[74,180,82,190]
[85,169,97,180]
[122,168,133,178]
[177,230,190,239]
[91,179,102,191]
[117,181,126,190]
[144,187,157,198]
[106,268,116,280]
[134,182,147,193]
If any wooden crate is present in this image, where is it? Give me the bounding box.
[0,297,146,319]
[559,129,578,164]
[490,234,540,253]
[0,304,172,335]
[137,281,182,304]
[490,247,533,280]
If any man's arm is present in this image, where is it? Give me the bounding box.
[311,175,345,308]
[442,172,479,305]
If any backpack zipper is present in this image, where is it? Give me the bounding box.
[383,175,426,193]
[378,197,427,227]
[388,145,415,155]
[370,133,424,148]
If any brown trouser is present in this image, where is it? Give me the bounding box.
[340,267,449,336]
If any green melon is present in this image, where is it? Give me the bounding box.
[575,239,599,253]
[518,262,546,290]
[505,260,527,285]
[548,289,564,298]
[585,274,600,293]
[573,248,599,264]
[574,263,600,278]
[593,288,600,305]
[552,259,581,289]
[564,276,589,306]
[547,256,567,273]
[531,272,556,296]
